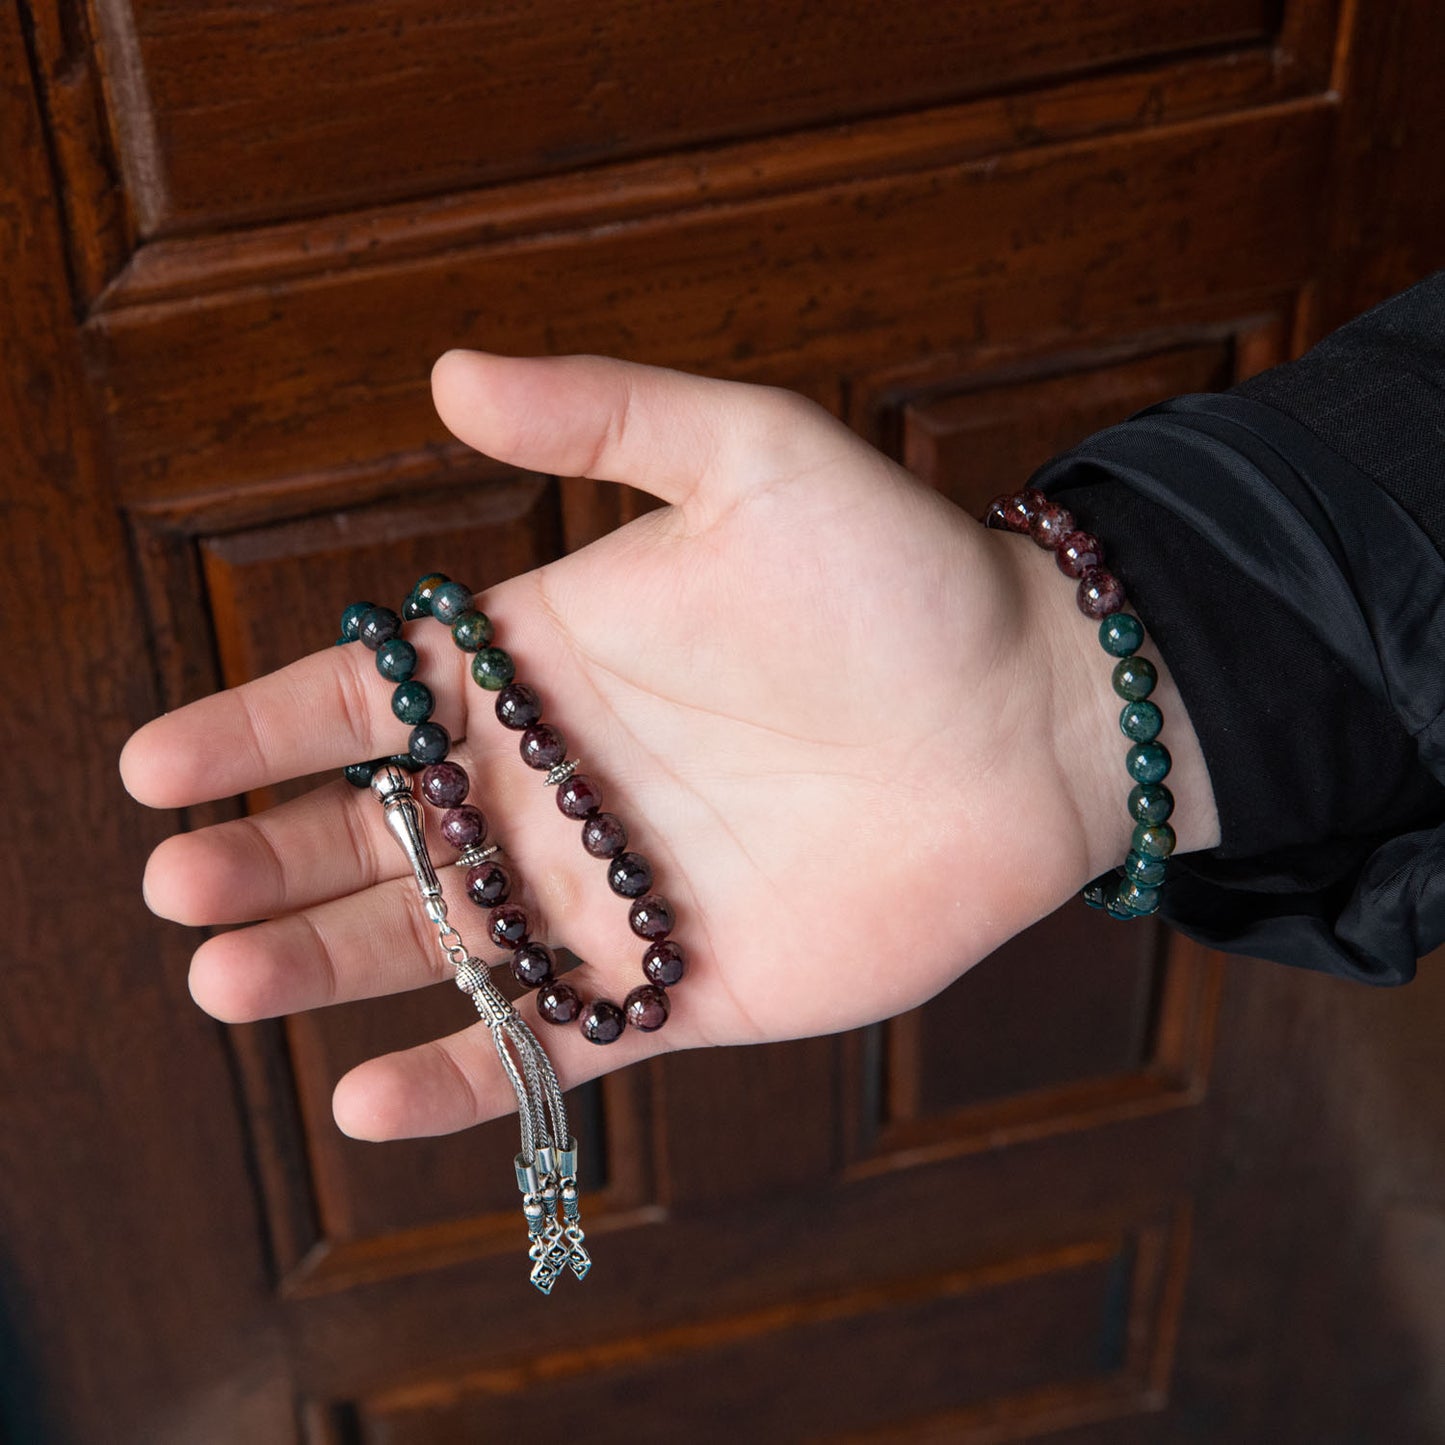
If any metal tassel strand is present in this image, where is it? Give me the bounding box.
[370,764,590,1291]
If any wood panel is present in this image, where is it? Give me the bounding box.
[279,1114,1204,1401]
[336,1228,1170,1444]
[90,0,1284,236]
[89,102,1332,517]
[95,44,1332,314]
[897,901,1166,1119]
[899,341,1236,505]
[0,6,293,1441]
[11,0,1445,1439]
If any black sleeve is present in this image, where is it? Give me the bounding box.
[1029,272,1445,985]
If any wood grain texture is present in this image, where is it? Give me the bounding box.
[14,0,133,302]
[1310,0,1445,332]
[900,341,1234,507]
[896,901,1166,1119]
[8,0,1445,1439]
[94,0,1280,235]
[0,8,293,1441]
[98,43,1330,313]
[88,102,1333,515]
[1165,946,1445,1442]
[345,1234,1143,1443]
[273,1102,1204,1406]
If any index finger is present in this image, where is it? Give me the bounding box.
[119,620,470,810]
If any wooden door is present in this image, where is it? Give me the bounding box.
[4,2,1444,1440]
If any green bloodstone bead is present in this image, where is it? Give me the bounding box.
[340,600,375,643]
[1105,888,1137,921]
[1119,699,1163,743]
[392,680,435,724]
[1128,782,1174,824]
[375,638,417,682]
[1081,877,1111,909]
[1099,614,1144,657]
[387,751,424,773]
[343,759,381,788]
[1123,849,1168,886]
[1112,656,1157,701]
[402,594,428,621]
[411,573,450,616]
[1126,740,1171,784]
[1118,880,1162,916]
[471,646,516,691]
[1132,821,1176,860]
[451,610,494,652]
[430,581,474,626]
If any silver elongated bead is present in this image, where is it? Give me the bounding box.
[370,765,441,900]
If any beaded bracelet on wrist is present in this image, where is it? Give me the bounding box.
[331,572,686,1291]
[983,489,1176,920]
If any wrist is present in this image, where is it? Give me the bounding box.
[1007,527,1222,887]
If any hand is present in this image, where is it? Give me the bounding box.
[119,353,1219,1142]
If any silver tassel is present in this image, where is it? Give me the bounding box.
[370,764,588,1291]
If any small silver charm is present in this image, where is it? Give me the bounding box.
[543,759,579,787]
[533,1182,572,1293]
[561,1178,592,1280]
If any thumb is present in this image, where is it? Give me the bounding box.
[430,350,847,522]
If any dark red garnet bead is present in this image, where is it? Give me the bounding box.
[1000,493,1036,534]
[537,980,583,1025]
[581,812,627,858]
[608,852,653,898]
[1030,502,1074,550]
[624,984,669,1032]
[642,939,686,987]
[983,495,1012,530]
[1055,529,1103,578]
[510,942,556,989]
[440,805,487,851]
[420,761,469,809]
[557,775,602,819]
[580,999,626,1045]
[1077,566,1126,619]
[488,904,530,948]
[465,861,511,907]
[520,724,568,770]
[494,683,543,731]
[628,894,674,940]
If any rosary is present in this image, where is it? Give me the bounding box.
[335,573,684,1292]
[332,510,1162,1290]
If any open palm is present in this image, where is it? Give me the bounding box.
[122,352,1190,1142]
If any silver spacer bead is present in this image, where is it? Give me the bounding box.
[453,841,502,869]
[543,759,579,787]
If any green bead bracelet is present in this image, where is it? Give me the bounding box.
[984,487,1175,920]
